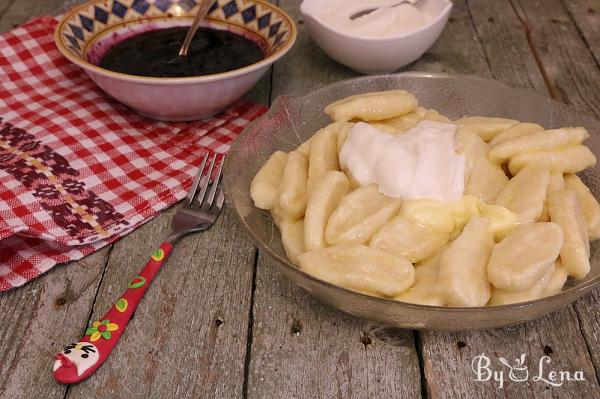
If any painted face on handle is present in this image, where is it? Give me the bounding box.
[53,342,99,378]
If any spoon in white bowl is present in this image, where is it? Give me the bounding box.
[178,0,213,56]
[349,0,421,20]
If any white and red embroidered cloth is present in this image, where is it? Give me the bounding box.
[0,16,265,291]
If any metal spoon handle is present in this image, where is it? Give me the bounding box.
[179,0,213,56]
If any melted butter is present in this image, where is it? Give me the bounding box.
[402,195,518,240]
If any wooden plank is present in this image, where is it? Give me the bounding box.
[0,0,270,397]
[248,254,422,399]
[0,247,110,399]
[560,0,600,382]
[410,0,491,76]
[269,3,358,97]
[511,0,600,115]
[418,1,600,397]
[0,0,75,31]
[0,0,17,26]
[246,1,424,399]
[511,0,600,386]
[63,208,257,398]
[562,0,600,65]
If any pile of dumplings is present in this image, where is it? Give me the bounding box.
[250,89,600,307]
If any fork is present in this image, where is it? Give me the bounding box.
[52,153,225,384]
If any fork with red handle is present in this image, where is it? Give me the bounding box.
[52,153,225,384]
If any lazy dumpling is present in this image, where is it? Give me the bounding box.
[434,217,493,307]
[370,215,450,263]
[548,190,591,279]
[250,151,288,210]
[487,223,563,292]
[324,90,418,122]
[495,163,551,224]
[326,184,402,245]
[304,171,349,251]
[297,244,415,297]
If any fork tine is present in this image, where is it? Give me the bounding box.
[213,189,225,211]
[195,153,218,207]
[203,155,225,209]
[187,153,208,206]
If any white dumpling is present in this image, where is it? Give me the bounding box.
[395,253,443,306]
[548,190,591,279]
[370,215,449,263]
[434,217,493,307]
[280,219,304,265]
[489,263,556,306]
[455,128,508,203]
[304,171,349,251]
[454,116,518,141]
[564,174,600,240]
[297,244,415,297]
[306,123,341,195]
[487,223,563,292]
[495,163,550,224]
[324,90,418,122]
[326,184,402,245]
[278,151,309,220]
[250,151,288,210]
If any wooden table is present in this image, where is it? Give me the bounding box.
[2,0,600,397]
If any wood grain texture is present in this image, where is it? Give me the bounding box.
[64,208,257,399]
[422,309,600,398]
[3,0,600,398]
[465,0,547,94]
[562,0,600,68]
[0,247,109,399]
[269,1,357,97]
[416,1,600,397]
[511,0,600,114]
[247,254,421,399]
[0,0,73,31]
[246,2,423,399]
[511,0,600,387]
[0,0,268,397]
[0,0,16,26]
[563,0,600,383]
[410,0,490,76]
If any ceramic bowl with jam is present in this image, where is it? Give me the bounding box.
[55,0,296,121]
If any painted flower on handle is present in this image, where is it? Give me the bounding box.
[85,319,119,342]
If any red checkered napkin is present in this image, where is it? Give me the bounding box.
[0,16,266,291]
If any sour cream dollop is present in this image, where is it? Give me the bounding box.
[339,121,466,202]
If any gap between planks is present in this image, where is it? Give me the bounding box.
[242,248,260,399]
[242,61,276,398]
[61,243,114,399]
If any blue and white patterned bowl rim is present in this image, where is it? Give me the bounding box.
[55,0,297,82]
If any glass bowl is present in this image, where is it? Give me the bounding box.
[223,72,600,331]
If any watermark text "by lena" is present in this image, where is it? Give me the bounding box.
[471,353,585,388]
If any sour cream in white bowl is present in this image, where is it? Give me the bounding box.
[300,0,453,74]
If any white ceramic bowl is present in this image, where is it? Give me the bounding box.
[55,0,296,121]
[300,0,452,74]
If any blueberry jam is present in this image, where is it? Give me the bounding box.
[98,27,265,78]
